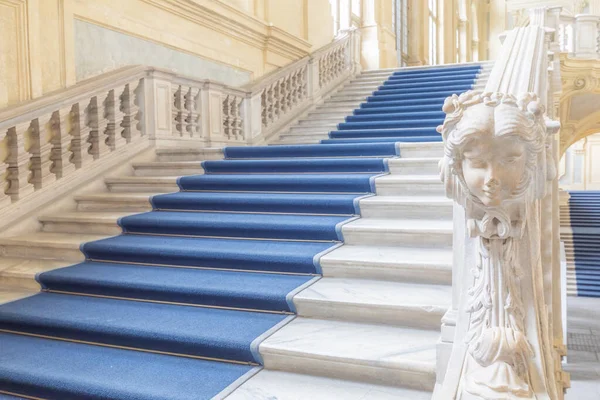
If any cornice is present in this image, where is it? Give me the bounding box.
[140,0,311,60]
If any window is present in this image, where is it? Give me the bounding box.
[428,0,438,64]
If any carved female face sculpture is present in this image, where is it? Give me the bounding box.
[459,104,528,207]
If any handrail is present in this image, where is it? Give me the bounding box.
[433,7,568,400]
[0,29,361,210]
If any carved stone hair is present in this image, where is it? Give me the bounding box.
[438,91,548,208]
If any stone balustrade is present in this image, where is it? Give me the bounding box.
[0,29,360,212]
[559,13,600,58]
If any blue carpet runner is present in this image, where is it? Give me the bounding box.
[566,190,600,297]
[0,64,481,399]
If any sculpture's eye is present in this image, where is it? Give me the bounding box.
[468,158,487,168]
[502,155,521,165]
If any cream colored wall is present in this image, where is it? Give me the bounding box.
[0,0,338,109]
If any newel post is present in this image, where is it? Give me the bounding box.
[307,53,322,104]
[243,90,264,145]
[144,71,173,141]
[573,14,600,59]
[433,26,567,400]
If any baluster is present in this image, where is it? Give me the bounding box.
[101,89,117,151]
[108,86,126,150]
[75,100,96,166]
[232,97,243,140]
[185,87,200,137]
[93,94,111,158]
[172,85,184,136]
[121,81,142,142]
[29,115,56,189]
[261,90,268,127]
[279,80,287,114]
[0,129,12,207]
[84,96,102,160]
[51,108,77,179]
[6,123,35,200]
[222,95,231,139]
[267,86,274,124]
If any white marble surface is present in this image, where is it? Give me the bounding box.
[358,195,453,219]
[295,277,451,328]
[226,370,432,400]
[259,317,438,389]
[342,218,453,247]
[0,257,67,290]
[320,244,453,283]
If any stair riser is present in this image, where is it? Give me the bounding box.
[41,221,121,235]
[342,228,452,247]
[156,153,223,162]
[107,183,179,193]
[0,273,40,291]
[388,162,439,175]
[320,262,452,285]
[288,126,332,134]
[295,300,445,329]
[376,182,445,196]
[133,167,203,177]
[0,245,83,262]
[397,145,443,158]
[297,121,340,127]
[358,203,453,219]
[76,201,152,213]
[261,353,436,391]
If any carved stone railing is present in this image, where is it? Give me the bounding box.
[0,30,360,213]
[433,9,569,400]
[558,12,600,58]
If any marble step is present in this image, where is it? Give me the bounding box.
[288,125,334,135]
[0,232,103,261]
[336,88,375,96]
[341,218,452,247]
[277,136,325,145]
[294,277,450,328]
[375,175,444,196]
[0,288,36,306]
[319,244,452,284]
[0,257,67,290]
[397,142,444,158]
[39,212,128,235]
[297,120,340,128]
[132,161,204,177]
[328,94,369,102]
[310,105,357,114]
[388,158,440,175]
[259,317,437,390]
[307,110,353,118]
[358,195,453,219]
[74,192,154,212]
[155,147,224,162]
[105,176,179,193]
[228,369,432,400]
[320,99,366,107]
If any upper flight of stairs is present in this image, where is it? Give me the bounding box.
[561,190,600,297]
[278,62,492,144]
[0,63,490,399]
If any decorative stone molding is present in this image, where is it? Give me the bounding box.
[433,24,568,400]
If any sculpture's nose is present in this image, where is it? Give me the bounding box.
[484,165,500,191]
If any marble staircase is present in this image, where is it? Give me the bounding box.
[0,64,490,398]
[0,142,450,398]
